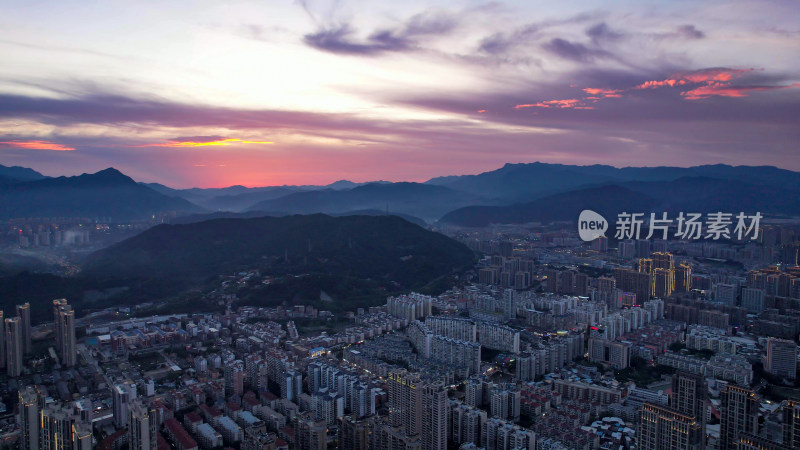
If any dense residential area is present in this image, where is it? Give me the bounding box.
[2,217,799,450]
[1,1,798,448]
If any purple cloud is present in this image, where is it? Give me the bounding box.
[542,38,613,62]
[478,24,539,55]
[303,10,458,56]
[675,24,705,39]
[586,22,624,43]
[304,25,411,55]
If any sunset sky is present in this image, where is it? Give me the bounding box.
[0,0,798,187]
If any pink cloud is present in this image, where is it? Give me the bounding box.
[0,140,75,151]
[635,68,755,91]
[582,88,622,98]
[629,67,800,100]
[682,82,800,100]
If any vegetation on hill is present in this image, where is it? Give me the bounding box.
[83,214,475,309]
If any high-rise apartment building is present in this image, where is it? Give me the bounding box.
[638,258,654,275]
[640,371,708,450]
[294,413,327,450]
[0,310,5,369]
[671,371,708,432]
[53,299,77,367]
[338,415,372,450]
[450,403,487,447]
[638,403,704,450]
[113,381,138,428]
[641,253,675,298]
[784,399,800,449]
[652,252,675,271]
[41,402,93,450]
[388,370,423,437]
[675,263,692,293]
[280,370,302,402]
[18,386,40,450]
[129,400,158,450]
[715,283,738,306]
[16,303,31,354]
[588,338,631,369]
[422,382,448,450]
[388,370,449,449]
[5,316,23,377]
[720,385,760,450]
[636,239,652,258]
[741,288,766,314]
[614,267,652,303]
[619,240,636,259]
[653,268,674,298]
[592,236,608,252]
[765,338,798,380]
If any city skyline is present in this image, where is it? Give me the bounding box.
[0,0,798,187]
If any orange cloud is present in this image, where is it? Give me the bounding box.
[516,89,621,112]
[515,99,582,109]
[513,67,785,112]
[683,68,753,83]
[631,68,799,100]
[0,140,75,151]
[477,109,487,113]
[682,82,800,100]
[637,79,687,89]
[636,68,755,90]
[136,138,273,148]
[582,88,622,98]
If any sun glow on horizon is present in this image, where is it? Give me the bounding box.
[134,138,274,148]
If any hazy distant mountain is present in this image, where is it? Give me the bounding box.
[84,214,473,286]
[427,162,618,202]
[245,182,487,220]
[140,183,276,204]
[8,162,798,224]
[141,179,392,212]
[199,187,310,211]
[0,164,47,183]
[326,180,360,190]
[140,182,207,203]
[440,176,800,226]
[620,176,800,215]
[428,162,800,203]
[201,181,397,211]
[0,168,204,220]
[440,185,658,227]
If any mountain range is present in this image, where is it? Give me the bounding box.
[143,179,391,211]
[1,162,798,224]
[0,165,47,183]
[244,182,487,221]
[426,162,800,202]
[439,174,800,226]
[0,167,202,220]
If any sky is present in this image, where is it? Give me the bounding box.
[0,0,798,188]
